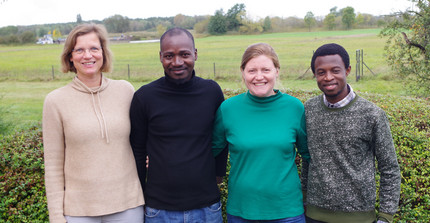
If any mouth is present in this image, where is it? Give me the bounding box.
[254,83,266,86]
[323,83,337,90]
[171,68,187,75]
[82,61,96,66]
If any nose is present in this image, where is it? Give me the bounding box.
[83,50,93,58]
[172,56,183,66]
[324,72,334,81]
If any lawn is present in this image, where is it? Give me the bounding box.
[0,28,409,131]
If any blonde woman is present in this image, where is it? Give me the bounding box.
[212,43,309,222]
[43,23,144,223]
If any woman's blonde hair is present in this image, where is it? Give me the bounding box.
[240,43,280,71]
[61,23,113,74]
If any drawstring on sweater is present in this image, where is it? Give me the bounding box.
[90,91,110,143]
[73,76,110,144]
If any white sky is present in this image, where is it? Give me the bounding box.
[0,0,415,28]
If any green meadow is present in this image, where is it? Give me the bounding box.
[0,29,407,130]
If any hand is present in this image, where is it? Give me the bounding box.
[216,176,224,184]
[146,156,149,168]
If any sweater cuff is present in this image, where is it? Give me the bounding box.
[377,212,394,223]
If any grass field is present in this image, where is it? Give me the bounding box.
[0,28,413,131]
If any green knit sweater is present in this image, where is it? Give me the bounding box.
[213,90,310,220]
[302,95,401,223]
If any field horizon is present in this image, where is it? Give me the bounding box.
[0,28,425,132]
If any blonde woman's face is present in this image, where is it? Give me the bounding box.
[242,55,279,98]
[70,32,103,78]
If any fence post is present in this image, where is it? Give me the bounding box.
[213,63,216,78]
[52,65,55,79]
[361,49,364,78]
[356,50,360,82]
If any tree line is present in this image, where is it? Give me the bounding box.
[0,3,395,44]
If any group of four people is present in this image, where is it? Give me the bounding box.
[42,23,401,223]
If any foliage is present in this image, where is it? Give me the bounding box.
[380,0,430,97]
[19,31,35,43]
[103,14,130,33]
[0,125,48,222]
[194,17,210,34]
[342,6,356,29]
[324,13,336,30]
[225,3,246,31]
[262,16,272,32]
[208,10,227,35]
[76,14,82,24]
[0,88,429,222]
[304,11,316,32]
[0,95,11,135]
[238,19,263,34]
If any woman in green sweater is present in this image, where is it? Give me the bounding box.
[212,43,310,222]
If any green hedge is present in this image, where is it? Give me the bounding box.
[1,89,429,222]
[0,125,48,222]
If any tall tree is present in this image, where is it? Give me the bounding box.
[341,6,356,29]
[173,14,186,27]
[324,13,336,30]
[103,14,130,33]
[208,9,227,35]
[263,16,272,32]
[304,11,316,32]
[76,14,82,24]
[380,0,430,96]
[226,3,246,31]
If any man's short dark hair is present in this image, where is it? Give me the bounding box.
[311,43,350,74]
[160,27,195,49]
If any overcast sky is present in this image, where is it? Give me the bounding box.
[0,0,415,28]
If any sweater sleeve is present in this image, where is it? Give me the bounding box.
[212,107,227,157]
[298,103,310,196]
[296,107,310,162]
[129,93,148,192]
[373,109,401,215]
[42,95,67,223]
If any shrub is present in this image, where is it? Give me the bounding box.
[0,124,48,222]
[1,90,429,222]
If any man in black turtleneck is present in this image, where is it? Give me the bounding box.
[130,27,227,223]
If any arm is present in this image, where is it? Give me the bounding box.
[373,110,401,222]
[129,94,148,192]
[212,106,228,179]
[42,96,67,223]
[297,107,310,203]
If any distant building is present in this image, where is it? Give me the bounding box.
[36,34,54,44]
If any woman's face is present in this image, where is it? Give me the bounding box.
[242,55,279,97]
[70,32,103,78]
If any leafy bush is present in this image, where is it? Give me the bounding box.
[0,124,48,222]
[1,89,429,222]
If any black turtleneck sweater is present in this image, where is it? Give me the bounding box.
[130,72,227,211]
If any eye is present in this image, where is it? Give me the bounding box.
[74,48,84,54]
[263,68,271,73]
[247,69,256,74]
[182,53,191,57]
[90,47,100,53]
[316,71,325,76]
[164,54,173,59]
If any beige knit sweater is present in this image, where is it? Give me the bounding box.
[42,76,144,223]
